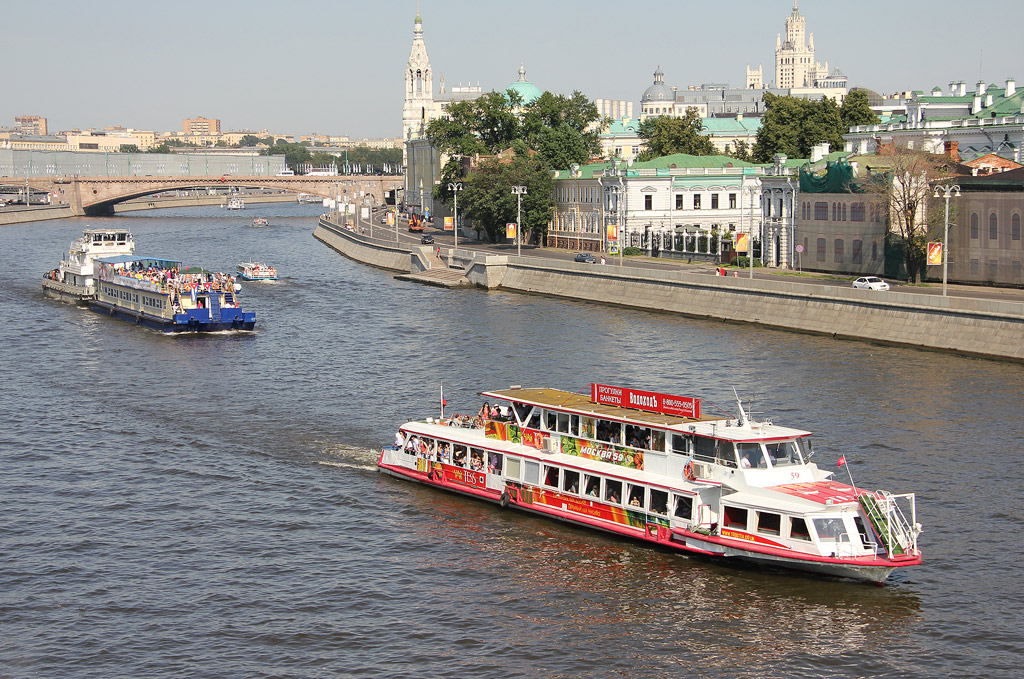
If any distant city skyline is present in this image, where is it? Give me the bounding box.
[4,0,1021,139]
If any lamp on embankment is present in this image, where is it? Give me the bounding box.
[512,185,527,257]
[933,183,960,297]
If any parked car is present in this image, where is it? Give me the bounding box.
[574,253,597,263]
[852,276,890,291]
[420,234,434,244]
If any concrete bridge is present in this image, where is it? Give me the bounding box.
[0,175,403,216]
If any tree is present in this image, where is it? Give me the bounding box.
[520,90,600,166]
[727,140,755,163]
[238,134,264,147]
[840,90,880,129]
[268,141,312,170]
[456,146,554,243]
[636,109,714,160]
[753,93,847,162]
[147,143,171,154]
[860,145,957,283]
[119,144,139,153]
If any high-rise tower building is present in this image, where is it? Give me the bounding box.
[402,10,434,153]
[774,1,829,89]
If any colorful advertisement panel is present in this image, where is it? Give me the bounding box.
[444,216,454,231]
[591,383,701,419]
[735,232,749,252]
[521,427,546,450]
[927,242,943,266]
[506,223,517,239]
[561,436,644,471]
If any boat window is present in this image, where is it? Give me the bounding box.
[527,410,541,430]
[737,443,767,469]
[512,402,532,425]
[583,474,601,498]
[544,412,574,434]
[723,505,749,529]
[605,479,622,504]
[674,495,693,520]
[854,516,874,549]
[524,460,540,485]
[625,424,652,450]
[812,517,849,542]
[596,419,622,444]
[790,517,811,541]
[543,465,560,488]
[671,433,690,454]
[487,452,503,475]
[469,448,485,471]
[420,438,435,455]
[580,417,596,439]
[626,484,645,508]
[545,410,556,431]
[765,441,803,467]
[436,442,451,463]
[505,456,520,480]
[757,511,781,535]
[650,429,666,452]
[562,469,580,494]
[693,435,720,462]
[452,445,468,468]
[649,489,668,515]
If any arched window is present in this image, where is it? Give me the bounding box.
[989,213,998,240]
[970,213,979,239]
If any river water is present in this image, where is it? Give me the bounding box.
[1,203,1022,678]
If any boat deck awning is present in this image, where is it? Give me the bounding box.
[481,387,720,428]
[97,255,182,267]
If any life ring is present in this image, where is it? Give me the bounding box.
[500,491,511,508]
[684,462,697,481]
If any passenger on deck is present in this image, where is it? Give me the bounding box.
[478,402,491,418]
[394,431,405,450]
[470,451,484,471]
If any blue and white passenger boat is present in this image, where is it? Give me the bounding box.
[89,256,256,332]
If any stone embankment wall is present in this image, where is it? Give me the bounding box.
[315,216,1024,361]
[0,206,76,226]
[314,218,410,272]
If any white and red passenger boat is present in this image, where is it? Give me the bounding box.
[378,383,922,584]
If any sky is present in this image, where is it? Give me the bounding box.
[4,0,1022,139]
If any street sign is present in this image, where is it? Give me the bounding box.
[609,244,619,255]
[795,244,804,253]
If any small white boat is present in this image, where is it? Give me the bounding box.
[226,197,245,210]
[251,217,269,227]
[237,261,278,281]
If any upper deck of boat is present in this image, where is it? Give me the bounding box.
[482,387,723,430]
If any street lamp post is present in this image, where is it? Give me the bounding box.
[741,185,758,279]
[933,183,960,297]
[512,185,527,257]
[448,181,462,266]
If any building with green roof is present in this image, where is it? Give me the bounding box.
[844,77,1023,164]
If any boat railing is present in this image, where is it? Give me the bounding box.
[870,491,920,558]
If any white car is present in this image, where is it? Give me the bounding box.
[852,276,890,291]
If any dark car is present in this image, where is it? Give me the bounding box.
[421,234,435,244]
[574,253,597,263]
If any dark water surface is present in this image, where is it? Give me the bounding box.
[2,204,1022,678]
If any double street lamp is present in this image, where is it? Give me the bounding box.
[512,185,527,257]
[448,181,462,265]
[933,183,960,297]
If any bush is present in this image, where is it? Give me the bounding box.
[622,247,644,256]
[732,256,763,268]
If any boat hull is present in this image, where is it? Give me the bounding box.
[87,300,256,333]
[42,279,93,304]
[238,274,278,281]
[378,453,914,585]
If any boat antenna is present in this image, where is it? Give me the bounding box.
[732,387,750,428]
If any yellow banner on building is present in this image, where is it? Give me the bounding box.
[735,233,749,252]
[927,242,943,266]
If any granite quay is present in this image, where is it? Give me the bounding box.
[315,215,1024,362]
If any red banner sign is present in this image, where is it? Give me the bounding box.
[591,383,700,419]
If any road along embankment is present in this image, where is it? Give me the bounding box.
[315,216,1024,362]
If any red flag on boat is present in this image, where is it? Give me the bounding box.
[837,455,847,467]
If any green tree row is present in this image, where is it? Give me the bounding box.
[426,89,600,243]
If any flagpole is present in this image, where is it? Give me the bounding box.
[440,384,445,420]
[838,455,857,489]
